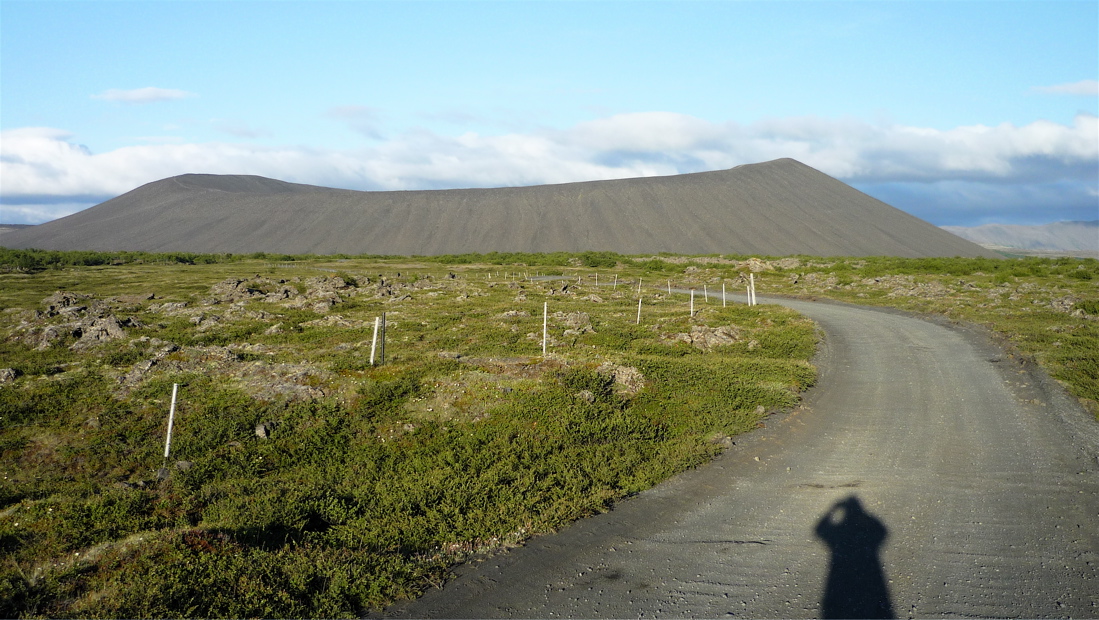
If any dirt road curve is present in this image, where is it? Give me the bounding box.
[382,298,1099,618]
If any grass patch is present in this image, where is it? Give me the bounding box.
[744,254,1099,418]
[0,254,817,618]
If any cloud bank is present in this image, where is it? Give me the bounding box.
[2,113,1096,226]
[1032,80,1099,96]
[90,87,196,104]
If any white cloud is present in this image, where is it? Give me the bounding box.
[91,87,195,104]
[1032,80,1099,96]
[2,113,1096,225]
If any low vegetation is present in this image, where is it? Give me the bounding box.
[667,253,1099,418]
[0,251,816,617]
[1,248,1094,618]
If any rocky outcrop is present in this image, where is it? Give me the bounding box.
[12,291,144,351]
[595,362,645,395]
[71,316,140,351]
[554,311,595,335]
[663,325,744,350]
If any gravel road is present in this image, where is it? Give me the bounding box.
[382,297,1099,618]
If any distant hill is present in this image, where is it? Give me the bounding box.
[1,158,1000,258]
[0,224,34,236]
[942,221,1098,253]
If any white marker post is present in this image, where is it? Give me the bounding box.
[690,289,695,316]
[704,284,708,302]
[613,274,618,290]
[636,297,642,325]
[668,280,671,295]
[637,278,642,295]
[722,282,727,307]
[379,312,387,365]
[542,302,548,356]
[750,274,757,306]
[370,316,380,365]
[163,383,179,459]
[747,285,752,306]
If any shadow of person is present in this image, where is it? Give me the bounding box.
[815,495,896,619]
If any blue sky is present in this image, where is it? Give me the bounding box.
[2,0,1097,228]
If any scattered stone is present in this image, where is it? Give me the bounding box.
[664,325,742,350]
[711,435,735,448]
[255,421,276,439]
[114,293,156,304]
[153,301,189,313]
[743,258,774,272]
[595,362,646,395]
[174,460,194,471]
[575,390,596,403]
[301,315,368,329]
[41,291,94,317]
[554,311,594,334]
[0,368,19,384]
[263,286,298,302]
[1050,296,1077,314]
[71,316,128,351]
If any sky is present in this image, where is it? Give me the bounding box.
[1,0,1097,228]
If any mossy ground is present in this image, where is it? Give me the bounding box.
[751,255,1099,418]
[2,249,1094,618]
[0,252,816,618]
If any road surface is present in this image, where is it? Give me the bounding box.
[382,297,1099,618]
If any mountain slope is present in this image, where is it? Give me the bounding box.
[1,158,1000,258]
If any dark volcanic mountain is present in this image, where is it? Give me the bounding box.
[1,158,999,258]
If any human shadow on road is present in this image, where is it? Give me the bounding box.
[814,495,895,619]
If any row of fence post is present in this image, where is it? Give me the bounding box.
[159,271,760,475]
